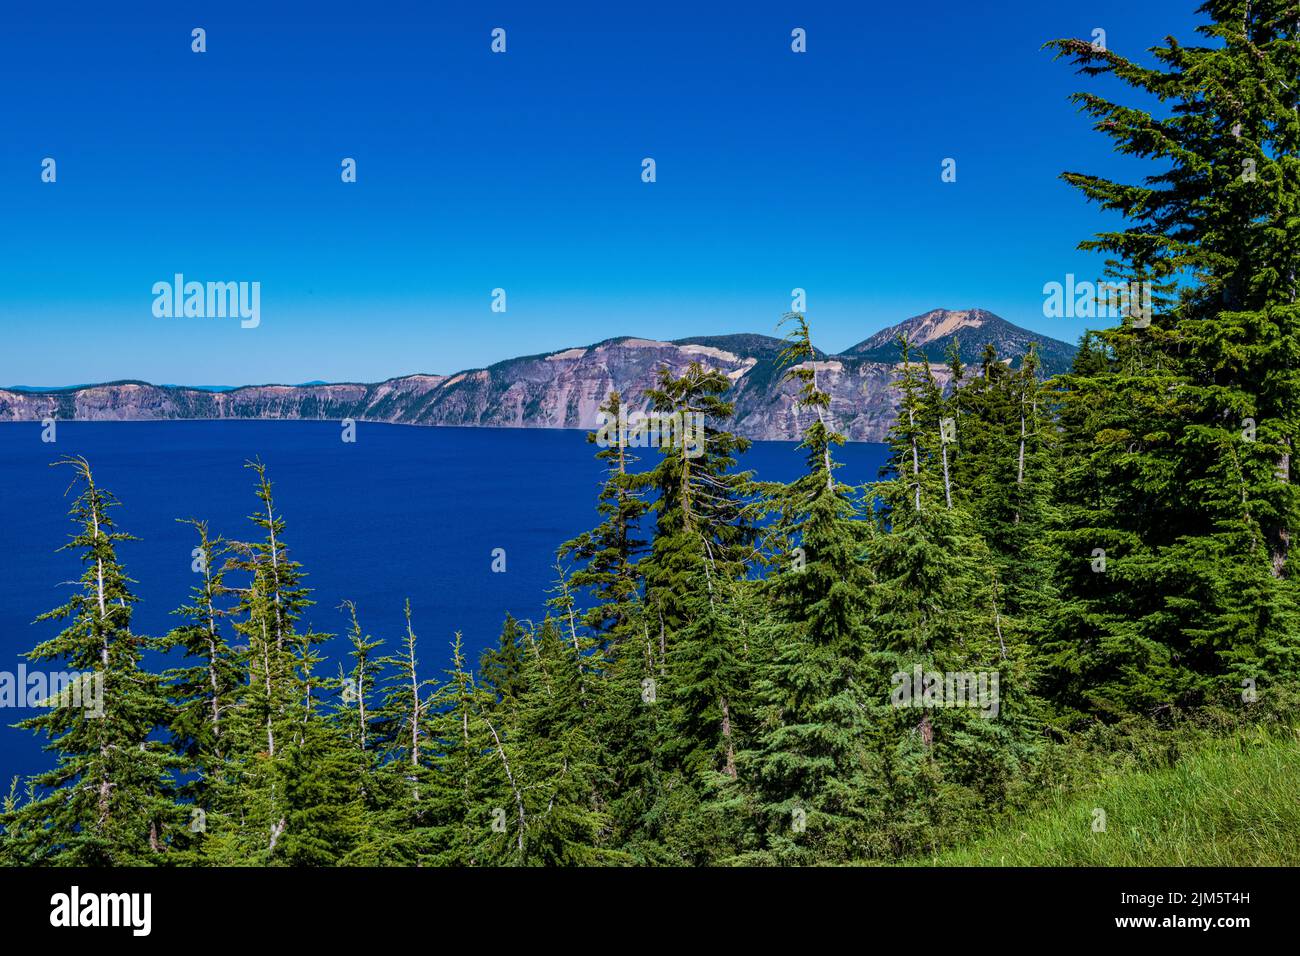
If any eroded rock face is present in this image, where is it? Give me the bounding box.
[0,312,1074,441]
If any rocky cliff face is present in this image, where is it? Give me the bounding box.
[0,310,1075,442]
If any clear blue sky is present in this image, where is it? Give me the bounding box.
[0,0,1200,386]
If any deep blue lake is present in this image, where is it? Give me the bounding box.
[0,421,888,780]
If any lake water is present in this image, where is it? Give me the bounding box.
[0,421,889,780]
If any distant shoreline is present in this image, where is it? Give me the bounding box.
[0,418,868,445]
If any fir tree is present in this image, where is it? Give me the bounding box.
[863,347,1038,855]
[557,390,649,640]
[158,518,242,856]
[13,457,179,864]
[620,362,762,860]
[1045,4,1300,717]
[203,461,355,864]
[427,632,495,865]
[741,316,878,863]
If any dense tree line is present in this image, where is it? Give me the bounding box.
[4,0,1300,865]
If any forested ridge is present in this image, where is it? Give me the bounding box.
[4,1,1300,866]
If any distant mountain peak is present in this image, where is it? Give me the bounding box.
[904,308,994,344]
[850,308,997,350]
[844,308,1075,375]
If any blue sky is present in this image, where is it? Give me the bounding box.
[0,0,1201,385]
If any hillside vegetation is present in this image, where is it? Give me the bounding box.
[917,732,1300,866]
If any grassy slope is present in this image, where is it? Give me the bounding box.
[912,732,1300,866]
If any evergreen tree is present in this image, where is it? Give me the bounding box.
[13,457,178,864]
[339,600,383,754]
[503,616,622,865]
[557,390,649,640]
[347,601,440,864]
[742,315,877,863]
[479,614,530,719]
[621,361,761,861]
[203,461,358,864]
[1045,4,1300,718]
[863,347,1037,855]
[427,632,496,865]
[636,361,758,636]
[158,518,242,857]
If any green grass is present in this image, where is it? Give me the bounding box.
[913,731,1300,866]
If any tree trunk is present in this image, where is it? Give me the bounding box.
[719,695,737,778]
[941,440,953,510]
[484,717,526,855]
[908,405,921,513]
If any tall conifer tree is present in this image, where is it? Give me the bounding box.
[14,458,178,864]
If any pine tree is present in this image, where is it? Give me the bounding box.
[339,600,383,754]
[555,391,672,860]
[636,361,758,636]
[346,601,440,864]
[427,632,496,865]
[479,614,530,719]
[742,314,877,864]
[944,344,1058,622]
[863,347,1038,855]
[584,593,676,863]
[203,460,359,864]
[158,518,242,857]
[557,390,649,640]
[1044,4,1300,718]
[13,457,179,864]
[619,361,761,861]
[503,616,623,865]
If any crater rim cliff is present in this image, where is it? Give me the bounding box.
[0,309,1077,442]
